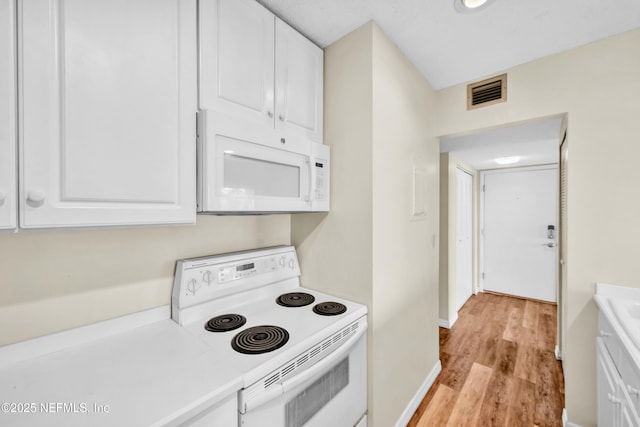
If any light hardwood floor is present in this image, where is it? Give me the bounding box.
[408,292,564,427]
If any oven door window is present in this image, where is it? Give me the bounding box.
[223,154,300,198]
[285,357,349,427]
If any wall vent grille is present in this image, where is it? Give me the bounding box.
[467,74,507,110]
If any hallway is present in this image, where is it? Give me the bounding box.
[408,292,564,426]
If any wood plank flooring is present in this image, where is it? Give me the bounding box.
[408,292,564,427]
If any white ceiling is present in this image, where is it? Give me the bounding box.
[440,117,563,170]
[258,0,640,90]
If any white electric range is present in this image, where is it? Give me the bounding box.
[172,245,368,427]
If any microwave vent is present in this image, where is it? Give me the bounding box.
[467,74,507,110]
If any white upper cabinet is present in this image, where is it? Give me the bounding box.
[275,18,323,144]
[199,0,323,145]
[18,0,197,228]
[200,0,274,129]
[0,0,16,231]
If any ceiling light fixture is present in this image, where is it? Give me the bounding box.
[454,0,496,13]
[494,156,520,165]
[463,0,487,8]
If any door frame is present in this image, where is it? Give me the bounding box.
[479,164,560,297]
[557,118,568,360]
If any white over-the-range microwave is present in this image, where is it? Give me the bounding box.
[196,110,330,214]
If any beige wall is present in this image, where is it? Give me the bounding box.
[439,153,478,326]
[436,28,640,426]
[293,21,440,427]
[0,215,290,345]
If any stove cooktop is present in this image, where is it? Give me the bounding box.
[172,246,367,386]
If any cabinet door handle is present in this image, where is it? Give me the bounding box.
[600,330,612,338]
[279,114,285,122]
[628,385,640,396]
[0,190,5,204]
[267,111,273,118]
[27,190,46,205]
[608,393,622,405]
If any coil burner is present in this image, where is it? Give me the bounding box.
[231,325,290,355]
[204,314,247,332]
[276,292,316,308]
[313,302,347,316]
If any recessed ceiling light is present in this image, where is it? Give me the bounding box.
[463,0,487,8]
[494,156,520,165]
[454,0,496,13]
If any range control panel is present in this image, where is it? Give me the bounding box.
[173,246,300,308]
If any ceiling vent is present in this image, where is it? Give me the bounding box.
[467,73,507,110]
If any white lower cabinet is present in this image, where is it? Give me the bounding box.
[597,334,640,426]
[18,0,197,228]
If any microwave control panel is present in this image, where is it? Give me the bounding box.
[314,161,327,201]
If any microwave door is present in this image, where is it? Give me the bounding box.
[203,134,311,212]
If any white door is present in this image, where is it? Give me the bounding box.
[482,166,558,302]
[455,168,473,311]
[199,0,275,128]
[19,0,197,228]
[0,0,16,230]
[275,18,323,144]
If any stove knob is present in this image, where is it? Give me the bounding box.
[279,256,286,268]
[202,270,212,285]
[186,279,198,295]
[288,259,295,269]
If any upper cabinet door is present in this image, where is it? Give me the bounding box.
[18,0,197,228]
[0,0,16,231]
[199,0,275,127]
[275,18,323,144]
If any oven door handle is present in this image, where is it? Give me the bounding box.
[242,325,367,413]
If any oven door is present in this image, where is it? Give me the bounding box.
[239,326,367,427]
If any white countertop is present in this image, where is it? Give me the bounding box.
[0,308,243,426]
[594,283,640,374]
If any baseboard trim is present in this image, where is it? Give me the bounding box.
[438,312,458,329]
[563,408,583,427]
[484,290,556,305]
[394,360,442,427]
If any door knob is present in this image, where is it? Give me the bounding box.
[542,242,557,248]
